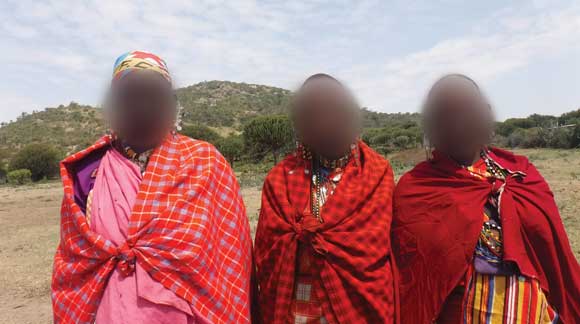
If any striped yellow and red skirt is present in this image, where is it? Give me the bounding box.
[462,272,558,324]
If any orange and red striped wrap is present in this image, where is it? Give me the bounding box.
[254,141,397,323]
[51,134,253,324]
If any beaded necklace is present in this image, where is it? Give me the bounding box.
[122,144,153,174]
[472,149,509,261]
[481,149,506,179]
[107,133,154,174]
[303,144,355,223]
[311,162,324,222]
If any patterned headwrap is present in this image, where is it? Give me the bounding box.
[112,50,172,84]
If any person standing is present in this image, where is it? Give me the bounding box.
[392,74,580,323]
[51,51,253,324]
[254,74,397,324]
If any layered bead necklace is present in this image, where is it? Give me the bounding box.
[300,143,355,223]
[481,149,506,179]
[121,144,153,174]
[107,133,154,174]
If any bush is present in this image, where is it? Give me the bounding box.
[7,169,32,185]
[0,167,7,184]
[10,143,62,181]
[181,124,221,144]
[507,128,548,148]
[572,125,580,148]
[216,135,244,167]
[491,134,509,148]
[362,125,422,154]
[243,115,294,163]
[393,135,410,149]
[547,128,573,149]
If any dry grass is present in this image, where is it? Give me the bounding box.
[0,148,578,323]
[517,149,580,257]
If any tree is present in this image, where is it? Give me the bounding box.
[560,109,580,125]
[243,115,294,163]
[496,118,536,137]
[216,135,243,167]
[572,125,580,148]
[181,124,221,144]
[10,143,62,181]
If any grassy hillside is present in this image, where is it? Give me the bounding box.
[0,80,421,159]
[1,79,575,165]
[176,81,291,128]
[0,103,105,157]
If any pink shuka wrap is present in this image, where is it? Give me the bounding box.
[91,148,201,324]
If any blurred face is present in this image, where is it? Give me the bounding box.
[293,78,360,160]
[425,76,493,164]
[107,70,176,150]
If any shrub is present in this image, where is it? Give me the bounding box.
[181,124,221,144]
[10,143,62,181]
[572,125,580,148]
[507,129,526,148]
[7,169,32,185]
[243,115,294,163]
[216,135,244,167]
[0,167,6,184]
[362,124,422,153]
[393,135,410,149]
[508,128,548,148]
[547,128,573,149]
[521,128,548,148]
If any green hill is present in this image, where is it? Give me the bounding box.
[176,81,291,128]
[0,80,577,172]
[0,103,105,157]
[0,81,420,159]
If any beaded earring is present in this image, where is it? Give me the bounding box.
[105,129,116,144]
[174,102,183,132]
[296,142,313,161]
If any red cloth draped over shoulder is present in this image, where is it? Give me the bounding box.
[52,134,253,324]
[254,141,398,324]
[392,147,580,323]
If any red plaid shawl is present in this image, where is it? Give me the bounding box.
[392,147,580,323]
[52,134,253,324]
[254,141,397,324]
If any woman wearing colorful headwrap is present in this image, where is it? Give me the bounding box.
[51,51,253,324]
[392,74,580,323]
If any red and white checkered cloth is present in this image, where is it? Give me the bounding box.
[52,134,253,324]
[254,141,397,324]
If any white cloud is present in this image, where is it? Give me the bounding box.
[0,0,579,122]
[345,4,580,114]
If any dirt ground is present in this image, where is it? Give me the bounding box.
[0,149,578,324]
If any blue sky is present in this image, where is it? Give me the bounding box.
[1,0,579,123]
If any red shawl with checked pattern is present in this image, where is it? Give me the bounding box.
[392,147,580,324]
[52,134,253,324]
[254,141,397,324]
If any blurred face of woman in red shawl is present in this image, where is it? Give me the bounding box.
[423,74,494,165]
[291,74,361,160]
[393,75,580,323]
